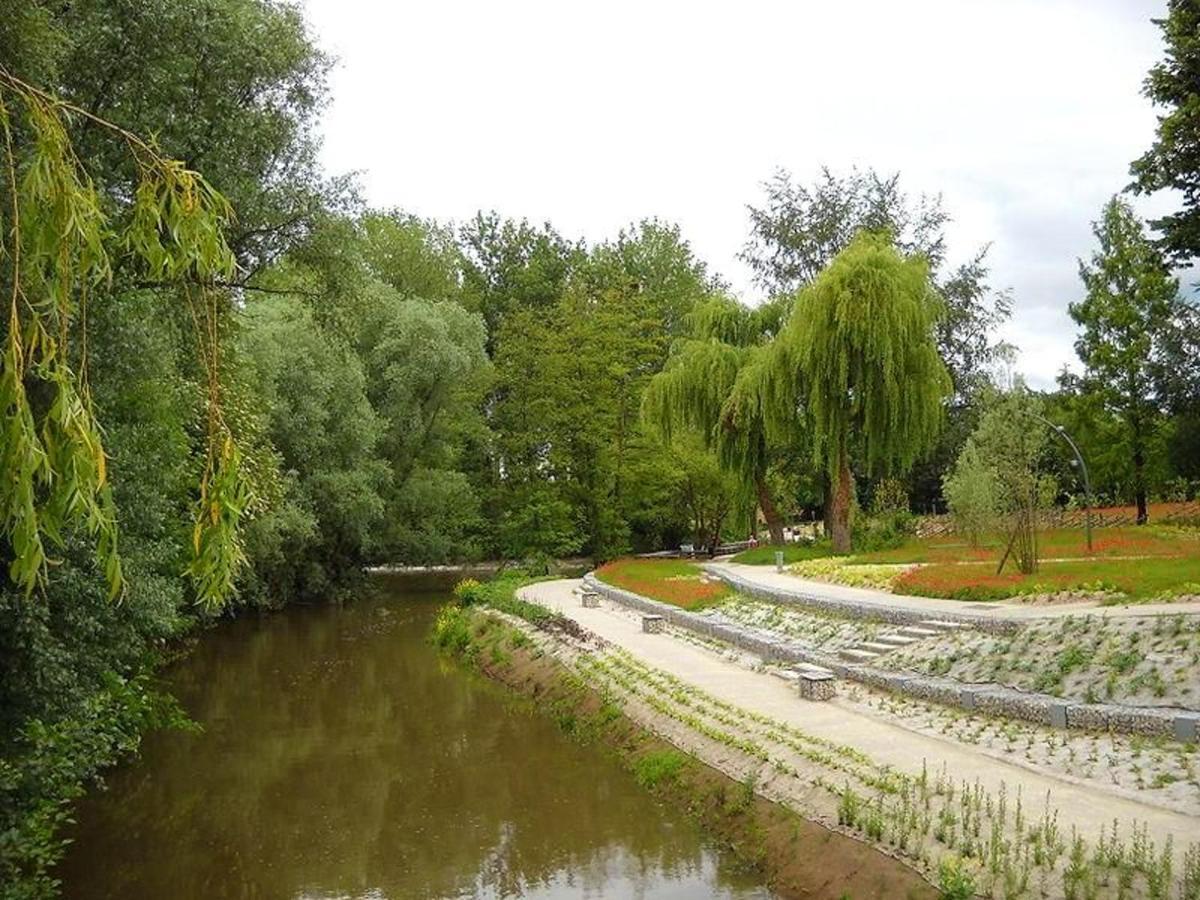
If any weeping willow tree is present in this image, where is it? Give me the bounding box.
[642,295,798,544]
[775,231,950,553]
[0,67,245,608]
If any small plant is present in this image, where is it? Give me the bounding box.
[938,853,977,900]
[632,749,688,789]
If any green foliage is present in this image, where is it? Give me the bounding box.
[1132,1,1200,263]
[632,749,689,789]
[774,231,951,550]
[1070,196,1191,523]
[937,853,977,900]
[961,385,1055,574]
[742,167,1010,396]
[943,441,998,547]
[0,70,237,602]
[0,672,191,899]
[779,232,950,480]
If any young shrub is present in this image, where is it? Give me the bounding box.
[942,440,998,548]
[453,577,483,605]
[937,854,977,900]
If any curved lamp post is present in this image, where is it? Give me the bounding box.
[1029,412,1094,553]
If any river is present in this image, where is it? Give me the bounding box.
[59,573,774,899]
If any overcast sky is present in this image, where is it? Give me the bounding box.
[303,0,1171,389]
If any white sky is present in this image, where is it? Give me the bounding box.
[304,0,1172,389]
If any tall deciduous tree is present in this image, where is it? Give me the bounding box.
[1131,0,1200,263]
[642,296,797,544]
[775,233,950,552]
[1070,197,1187,525]
[741,167,1010,396]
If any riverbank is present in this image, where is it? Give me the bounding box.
[502,578,1200,899]
[433,603,936,899]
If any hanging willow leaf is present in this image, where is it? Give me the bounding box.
[0,66,244,606]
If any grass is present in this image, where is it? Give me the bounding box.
[729,542,839,565]
[893,555,1200,602]
[857,525,1199,565]
[595,558,732,609]
[744,525,1200,603]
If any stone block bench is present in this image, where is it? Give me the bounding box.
[642,614,666,634]
[580,590,601,608]
[798,670,836,701]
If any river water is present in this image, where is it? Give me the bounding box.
[59,573,773,899]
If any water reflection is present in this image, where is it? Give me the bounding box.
[60,576,771,899]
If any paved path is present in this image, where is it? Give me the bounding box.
[521,578,1198,858]
[707,561,1200,622]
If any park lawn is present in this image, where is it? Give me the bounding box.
[595,558,732,609]
[893,555,1200,603]
[855,525,1200,566]
[729,543,838,565]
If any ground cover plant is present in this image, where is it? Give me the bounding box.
[595,559,732,609]
[845,687,1200,814]
[710,597,881,652]
[884,614,1200,710]
[729,543,836,565]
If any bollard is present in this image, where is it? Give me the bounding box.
[775,550,784,573]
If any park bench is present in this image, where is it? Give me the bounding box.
[642,614,665,634]
[797,669,836,701]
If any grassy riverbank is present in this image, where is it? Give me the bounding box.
[432,600,934,899]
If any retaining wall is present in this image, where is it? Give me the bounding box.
[581,574,1200,742]
[707,566,1023,635]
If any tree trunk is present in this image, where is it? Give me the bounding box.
[755,474,785,546]
[821,472,834,541]
[1133,446,1148,526]
[830,457,853,554]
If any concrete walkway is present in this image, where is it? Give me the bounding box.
[521,579,1198,859]
[707,561,1200,622]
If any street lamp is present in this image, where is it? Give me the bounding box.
[1029,412,1094,553]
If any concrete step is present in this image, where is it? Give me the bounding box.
[920,619,967,632]
[839,647,880,663]
[898,625,941,639]
[873,633,918,647]
[858,641,902,654]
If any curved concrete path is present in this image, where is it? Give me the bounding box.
[521,579,1198,861]
[707,561,1200,622]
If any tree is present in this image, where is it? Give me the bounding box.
[459,213,582,355]
[742,167,1010,397]
[942,442,997,548]
[963,386,1054,574]
[1070,197,1186,524]
[642,295,797,544]
[774,232,951,553]
[1131,1,1200,263]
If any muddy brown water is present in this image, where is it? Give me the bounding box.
[59,572,775,899]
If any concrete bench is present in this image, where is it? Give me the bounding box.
[798,670,836,701]
[642,615,666,634]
